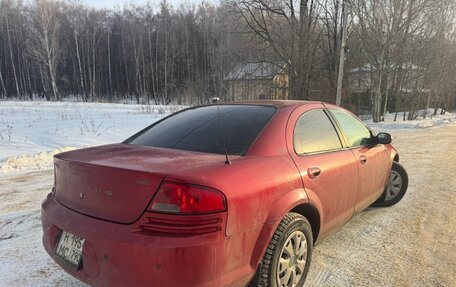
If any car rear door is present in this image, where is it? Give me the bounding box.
[328,107,390,213]
[287,104,359,237]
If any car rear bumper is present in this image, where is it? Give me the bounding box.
[41,193,254,287]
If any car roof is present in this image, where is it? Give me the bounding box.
[218,100,325,109]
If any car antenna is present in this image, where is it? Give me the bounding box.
[213,97,231,165]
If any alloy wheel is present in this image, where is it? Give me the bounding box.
[385,170,403,201]
[276,230,308,287]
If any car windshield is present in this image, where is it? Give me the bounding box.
[125,105,276,155]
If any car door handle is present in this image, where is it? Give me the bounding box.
[359,155,368,165]
[307,167,321,179]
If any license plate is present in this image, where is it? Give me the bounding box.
[55,230,85,267]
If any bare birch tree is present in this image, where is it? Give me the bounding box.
[29,0,62,100]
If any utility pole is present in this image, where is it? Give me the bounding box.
[336,0,348,106]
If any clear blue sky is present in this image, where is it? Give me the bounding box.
[82,0,218,9]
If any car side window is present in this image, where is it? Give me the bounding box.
[294,109,343,154]
[330,109,372,147]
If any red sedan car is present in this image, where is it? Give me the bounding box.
[41,101,408,287]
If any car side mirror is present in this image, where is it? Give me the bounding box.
[376,132,392,144]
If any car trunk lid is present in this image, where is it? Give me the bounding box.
[54,144,227,224]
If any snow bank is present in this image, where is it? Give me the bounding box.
[365,109,456,132]
[0,147,76,179]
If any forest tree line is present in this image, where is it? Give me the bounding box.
[0,0,455,122]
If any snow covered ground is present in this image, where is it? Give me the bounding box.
[365,110,456,131]
[0,101,183,179]
[1,101,455,180]
[0,101,455,286]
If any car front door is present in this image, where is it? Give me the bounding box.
[328,108,390,213]
[287,104,359,237]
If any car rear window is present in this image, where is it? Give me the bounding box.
[125,105,276,155]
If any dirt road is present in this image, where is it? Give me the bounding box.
[1,126,455,286]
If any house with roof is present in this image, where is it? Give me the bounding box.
[224,62,289,101]
[348,63,430,114]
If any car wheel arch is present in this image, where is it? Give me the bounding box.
[248,188,322,273]
[290,203,320,243]
[394,153,400,162]
[388,147,399,163]
[266,188,323,244]
[248,188,308,270]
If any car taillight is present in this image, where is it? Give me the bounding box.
[148,181,226,214]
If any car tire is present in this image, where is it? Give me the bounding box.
[254,212,313,287]
[372,162,408,207]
